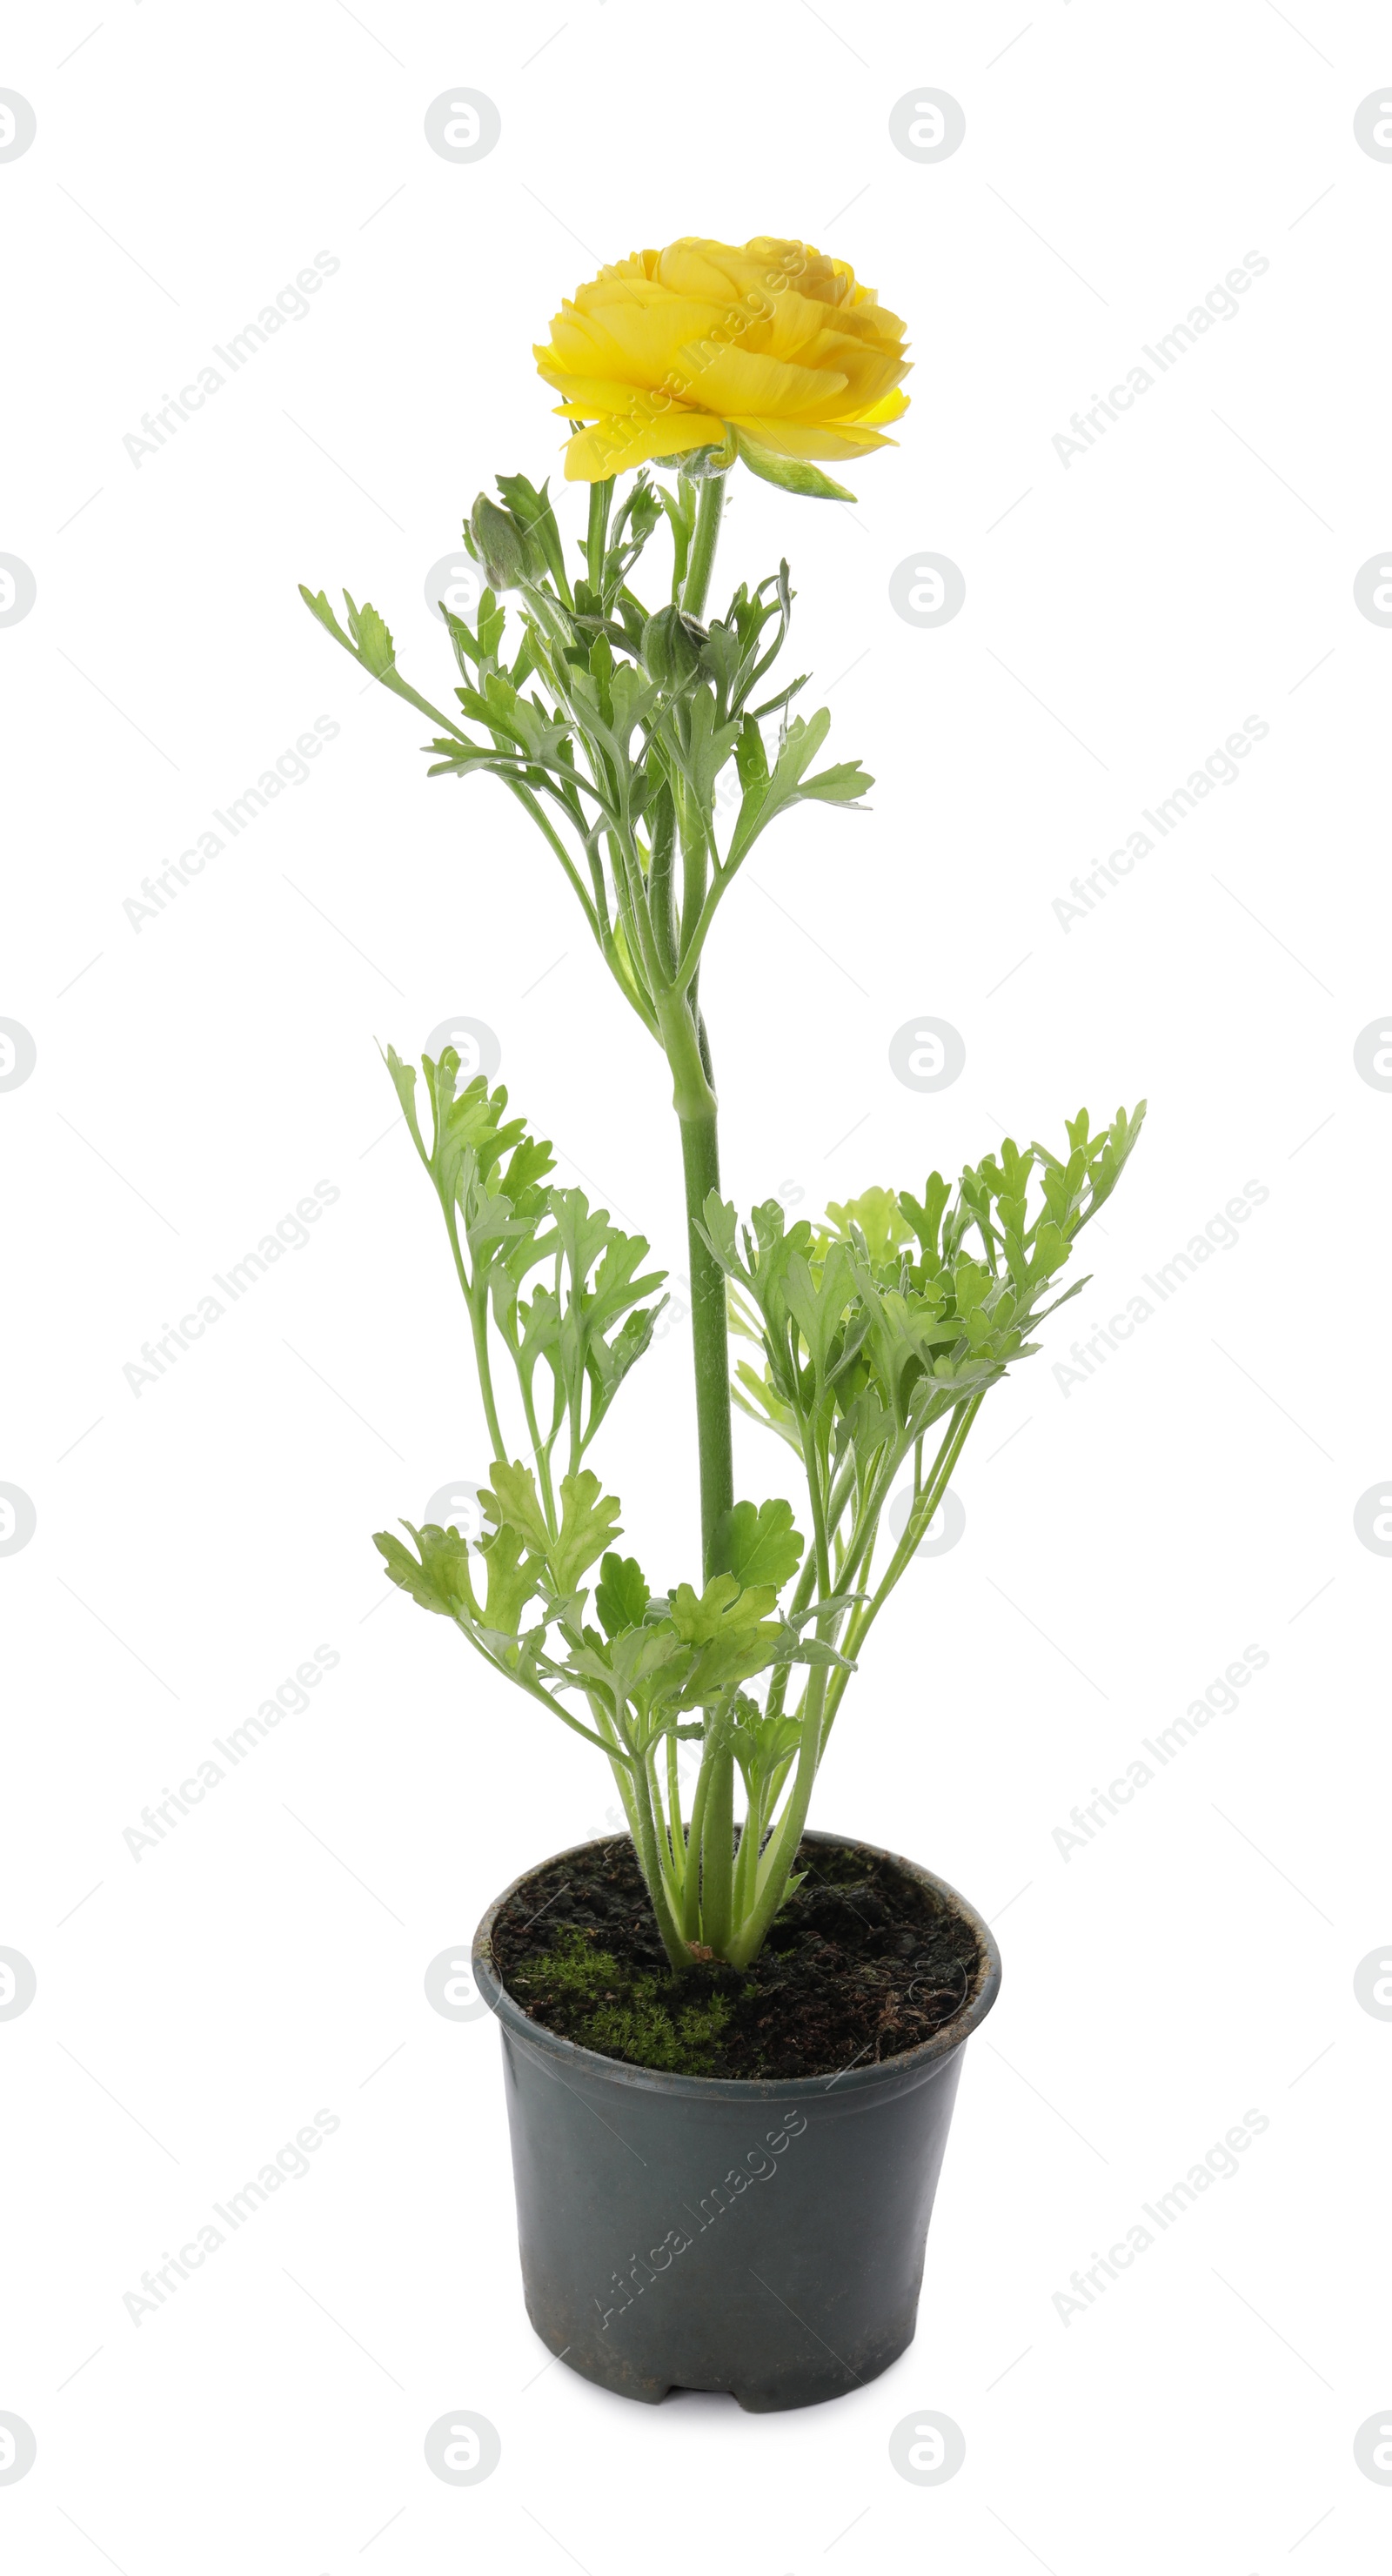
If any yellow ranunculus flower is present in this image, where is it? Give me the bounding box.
[533,236,910,495]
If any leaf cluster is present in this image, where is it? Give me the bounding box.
[386,1047,667,1473]
[300,472,870,1051]
[701,1104,1147,1723]
[375,1477,839,1777]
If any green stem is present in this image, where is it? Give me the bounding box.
[665,1730,686,1891]
[647,781,678,977]
[678,786,710,966]
[653,980,730,1580]
[586,478,613,592]
[820,1396,984,1745]
[679,1103,733,1582]
[466,1291,508,1471]
[625,1741,692,1973]
[519,1371,559,1535]
[764,1450,859,1725]
[646,1743,683,1917]
[681,1749,715,1939]
[725,1663,829,1970]
[800,1405,833,1600]
[437,1196,508,1467]
[595,1716,640,1841]
[699,1726,735,1952]
[732,1783,762,1922]
[680,476,726,622]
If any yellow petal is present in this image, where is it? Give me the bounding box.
[562,406,726,481]
[534,359,656,415]
[548,294,740,385]
[851,386,912,429]
[732,414,900,462]
[665,340,849,422]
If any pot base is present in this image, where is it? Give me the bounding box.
[525,2294,918,2412]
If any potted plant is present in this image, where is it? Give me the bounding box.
[302,234,1143,2411]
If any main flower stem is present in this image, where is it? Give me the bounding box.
[680,475,726,622]
[677,1079,733,1582]
[663,475,732,1585]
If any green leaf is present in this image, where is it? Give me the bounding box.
[733,430,856,503]
[382,1044,426,1163]
[440,593,505,679]
[495,472,570,600]
[557,1618,682,1710]
[730,1701,803,1793]
[730,1360,805,1459]
[746,672,809,724]
[476,1523,545,1639]
[782,1238,858,1383]
[415,1058,532,1213]
[500,1131,556,1202]
[595,1551,650,1639]
[424,738,492,779]
[608,660,662,750]
[551,1470,623,1593]
[476,585,506,664]
[734,713,768,791]
[824,1186,910,1263]
[586,1301,666,1425]
[343,591,396,679]
[373,1521,478,1618]
[772,1630,855,1670]
[798,758,873,804]
[726,707,859,866]
[532,1189,667,1448]
[298,585,352,650]
[710,1498,805,1590]
[667,1572,777,1646]
[482,1461,552,1556]
[697,1192,743,1277]
[673,685,740,810]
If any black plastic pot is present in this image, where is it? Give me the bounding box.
[471,1829,1001,2412]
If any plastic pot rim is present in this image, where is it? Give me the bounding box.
[472,1825,1002,2109]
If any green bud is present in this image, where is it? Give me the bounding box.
[652,432,735,481]
[641,604,706,689]
[469,494,537,592]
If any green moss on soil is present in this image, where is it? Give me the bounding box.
[510,1926,733,2073]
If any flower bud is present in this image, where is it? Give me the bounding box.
[469,494,538,592]
[652,440,733,482]
[641,605,706,689]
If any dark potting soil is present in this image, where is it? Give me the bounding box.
[489,1837,986,2080]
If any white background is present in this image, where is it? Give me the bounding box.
[3,2,1389,2569]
